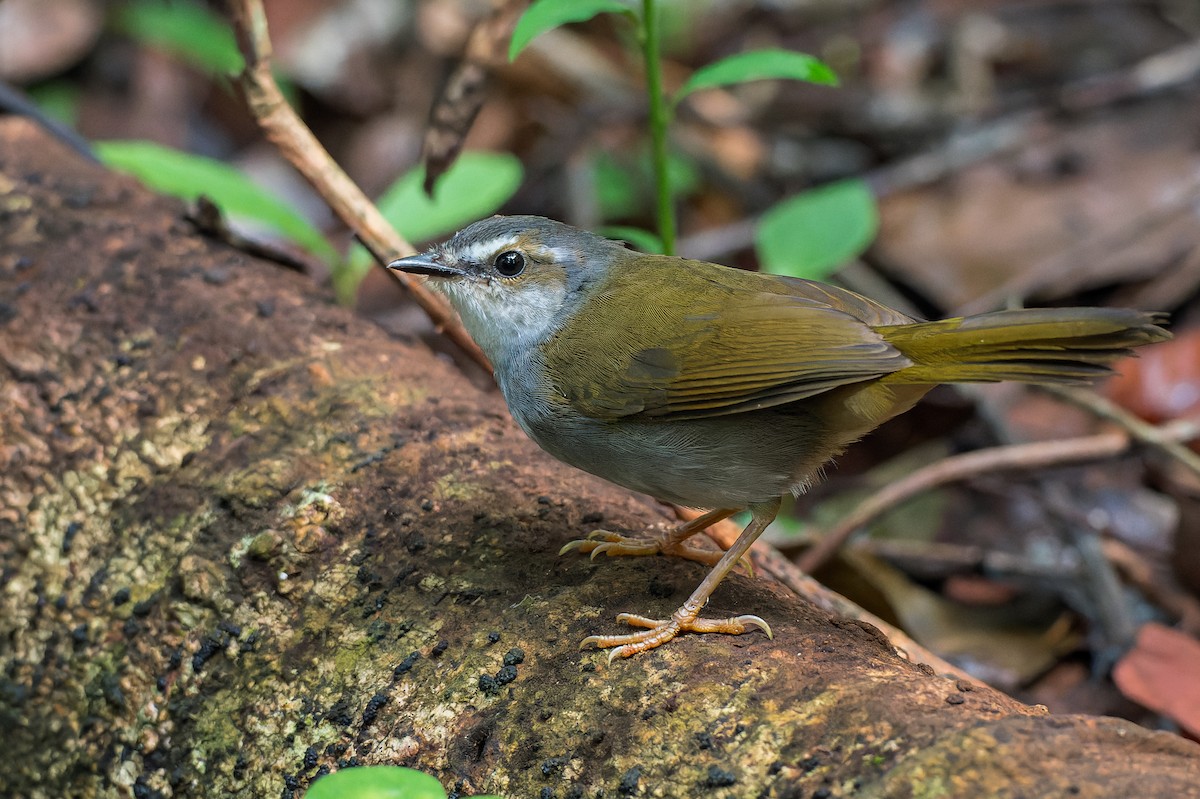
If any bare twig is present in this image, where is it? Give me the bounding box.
[1043,386,1200,480]
[225,0,489,370]
[0,80,97,162]
[1101,537,1200,637]
[866,112,1040,199]
[422,0,524,193]
[1060,37,1200,111]
[188,196,312,274]
[1042,482,1138,653]
[797,418,1200,575]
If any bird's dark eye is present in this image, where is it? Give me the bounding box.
[494,250,526,277]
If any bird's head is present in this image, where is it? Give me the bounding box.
[389,215,626,362]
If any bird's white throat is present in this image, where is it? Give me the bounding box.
[438,278,568,364]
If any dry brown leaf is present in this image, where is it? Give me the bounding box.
[875,99,1200,312]
[1107,328,1200,430]
[421,0,524,195]
[1113,622,1200,739]
[840,549,1079,689]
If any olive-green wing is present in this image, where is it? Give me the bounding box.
[544,261,914,421]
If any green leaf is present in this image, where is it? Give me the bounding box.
[113,0,244,76]
[675,49,837,101]
[306,766,446,799]
[592,151,640,219]
[755,178,877,281]
[377,153,523,243]
[591,148,699,220]
[28,81,81,127]
[509,0,634,61]
[339,152,524,301]
[95,140,336,263]
[599,225,663,254]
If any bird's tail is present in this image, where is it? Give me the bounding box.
[878,308,1171,385]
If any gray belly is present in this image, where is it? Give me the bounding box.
[493,350,842,509]
[517,405,832,509]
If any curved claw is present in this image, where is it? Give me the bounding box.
[586,529,620,541]
[588,543,615,560]
[614,612,658,628]
[557,540,585,556]
[558,530,623,557]
[733,614,772,639]
[607,644,648,664]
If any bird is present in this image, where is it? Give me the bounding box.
[389,214,1170,660]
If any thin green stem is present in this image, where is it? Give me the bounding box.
[640,0,675,254]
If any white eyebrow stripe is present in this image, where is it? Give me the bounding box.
[462,236,518,263]
[536,245,575,263]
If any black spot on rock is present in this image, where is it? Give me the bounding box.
[495,664,518,686]
[362,692,389,726]
[703,766,736,787]
[618,766,641,795]
[392,652,420,679]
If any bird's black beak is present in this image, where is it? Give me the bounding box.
[387,253,463,278]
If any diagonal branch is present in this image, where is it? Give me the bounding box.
[1043,386,1200,480]
[225,0,488,369]
[797,417,1200,574]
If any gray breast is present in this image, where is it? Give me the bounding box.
[495,347,833,508]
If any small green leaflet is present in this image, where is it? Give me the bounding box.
[675,48,837,102]
[590,147,700,220]
[306,765,503,799]
[28,82,81,127]
[113,0,244,76]
[509,0,634,62]
[96,140,337,263]
[374,152,523,245]
[306,766,445,799]
[755,179,877,281]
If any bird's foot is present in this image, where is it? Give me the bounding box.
[581,608,772,662]
[559,529,729,567]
